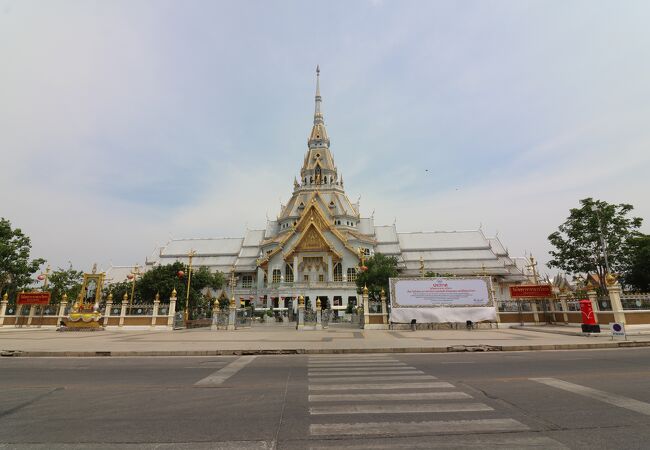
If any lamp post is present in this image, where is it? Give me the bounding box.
[37,264,51,290]
[127,264,142,307]
[591,205,611,276]
[184,250,196,323]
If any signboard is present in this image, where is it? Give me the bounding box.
[17,292,51,305]
[509,285,553,299]
[393,278,491,307]
[610,322,626,340]
[389,277,496,323]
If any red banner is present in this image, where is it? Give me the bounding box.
[17,292,51,305]
[509,285,553,299]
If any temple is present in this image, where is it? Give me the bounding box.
[138,68,528,313]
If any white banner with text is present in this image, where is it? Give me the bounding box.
[388,277,496,323]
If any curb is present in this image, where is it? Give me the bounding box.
[3,340,650,357]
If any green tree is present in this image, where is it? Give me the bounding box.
[547,198,642,291]
[131,262,225,319]
[48,267,83,304]
[622,234,650,291]
[355,253,400,300]
[0,218,45,297]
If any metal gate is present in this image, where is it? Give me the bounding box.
[235,307,253,329]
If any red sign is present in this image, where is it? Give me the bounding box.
[509,285,553,299]
[17,292,51,305]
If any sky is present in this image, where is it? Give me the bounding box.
[1,0,649,278]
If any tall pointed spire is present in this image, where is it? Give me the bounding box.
[314,65,323,125]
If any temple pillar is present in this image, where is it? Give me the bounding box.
[297,295,305,330]
[0,293,8,327]
[227,297,236,330]
[315,298,323,330]
[104,293,113,327]
[151,293,160,328]
[293,256,299,283]
[608,282,626,324]
[380,289,389,325]
[119,293,128,327]
[327,255,333,282]
[362,286,370,327]
[168,290,177,328]
[559,293,569,324]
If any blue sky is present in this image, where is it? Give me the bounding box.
[2,0,649,276]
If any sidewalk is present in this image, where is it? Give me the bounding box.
[2,325,650,357]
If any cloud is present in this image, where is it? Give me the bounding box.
[1,0,649,276]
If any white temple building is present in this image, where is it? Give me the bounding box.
[127,68,528,312]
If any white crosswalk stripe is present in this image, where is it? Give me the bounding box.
[309,370,425,376]
[309,375,437,383]
[310,402,494,415]
[309,392,473,402]
[309,381,454,390]
[306,355,567,449]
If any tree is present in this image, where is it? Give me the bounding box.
[0,218,45,297]
[130,262,225,318]
[547,198,642,291]
[622,234,650,292]
[48,267,83,304]
[355,253,400,300]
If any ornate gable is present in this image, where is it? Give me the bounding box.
[285,222,342,261]
[296,197,331,232]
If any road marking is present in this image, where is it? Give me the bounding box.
[309,382,454,391]
[531,377,650,415]
[310,402,493,415]
[309,355,392,360]
[194,356,256,387]
[309,392,473,402]
[308,435,568,449]
[309,370,425,376]
[308,363,408,369]
[309,360,403,366]
[439,361,477,364]
[310,418,528,436]
[309,375,437,383]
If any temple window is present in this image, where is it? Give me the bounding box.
[272,269,281,284]
[333,263,343,282]
[347,267,357,282]
[242,275,253,288]
[285,263,294,283]
[319,274,324,282]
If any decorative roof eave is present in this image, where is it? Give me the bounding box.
[346,229,377,241]
[282,222,343,261]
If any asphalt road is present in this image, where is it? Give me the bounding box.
[2,348,650,449]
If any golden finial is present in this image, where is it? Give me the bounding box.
[316,298,321,308]
[2,292,7,302]
[380,288,385,297]
[123,292,128,301]
[230,297,236,307]
[298,295,305,306]
[171,287,177,297]
[606,273,618,286]
[155,292,160,301]
[363,285,369,295]
[107,292,113,301]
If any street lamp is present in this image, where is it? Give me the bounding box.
[591,205,611,276]
[126,264,142,307]
[184,250,196,323]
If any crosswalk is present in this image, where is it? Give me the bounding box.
[306,354,568,449]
